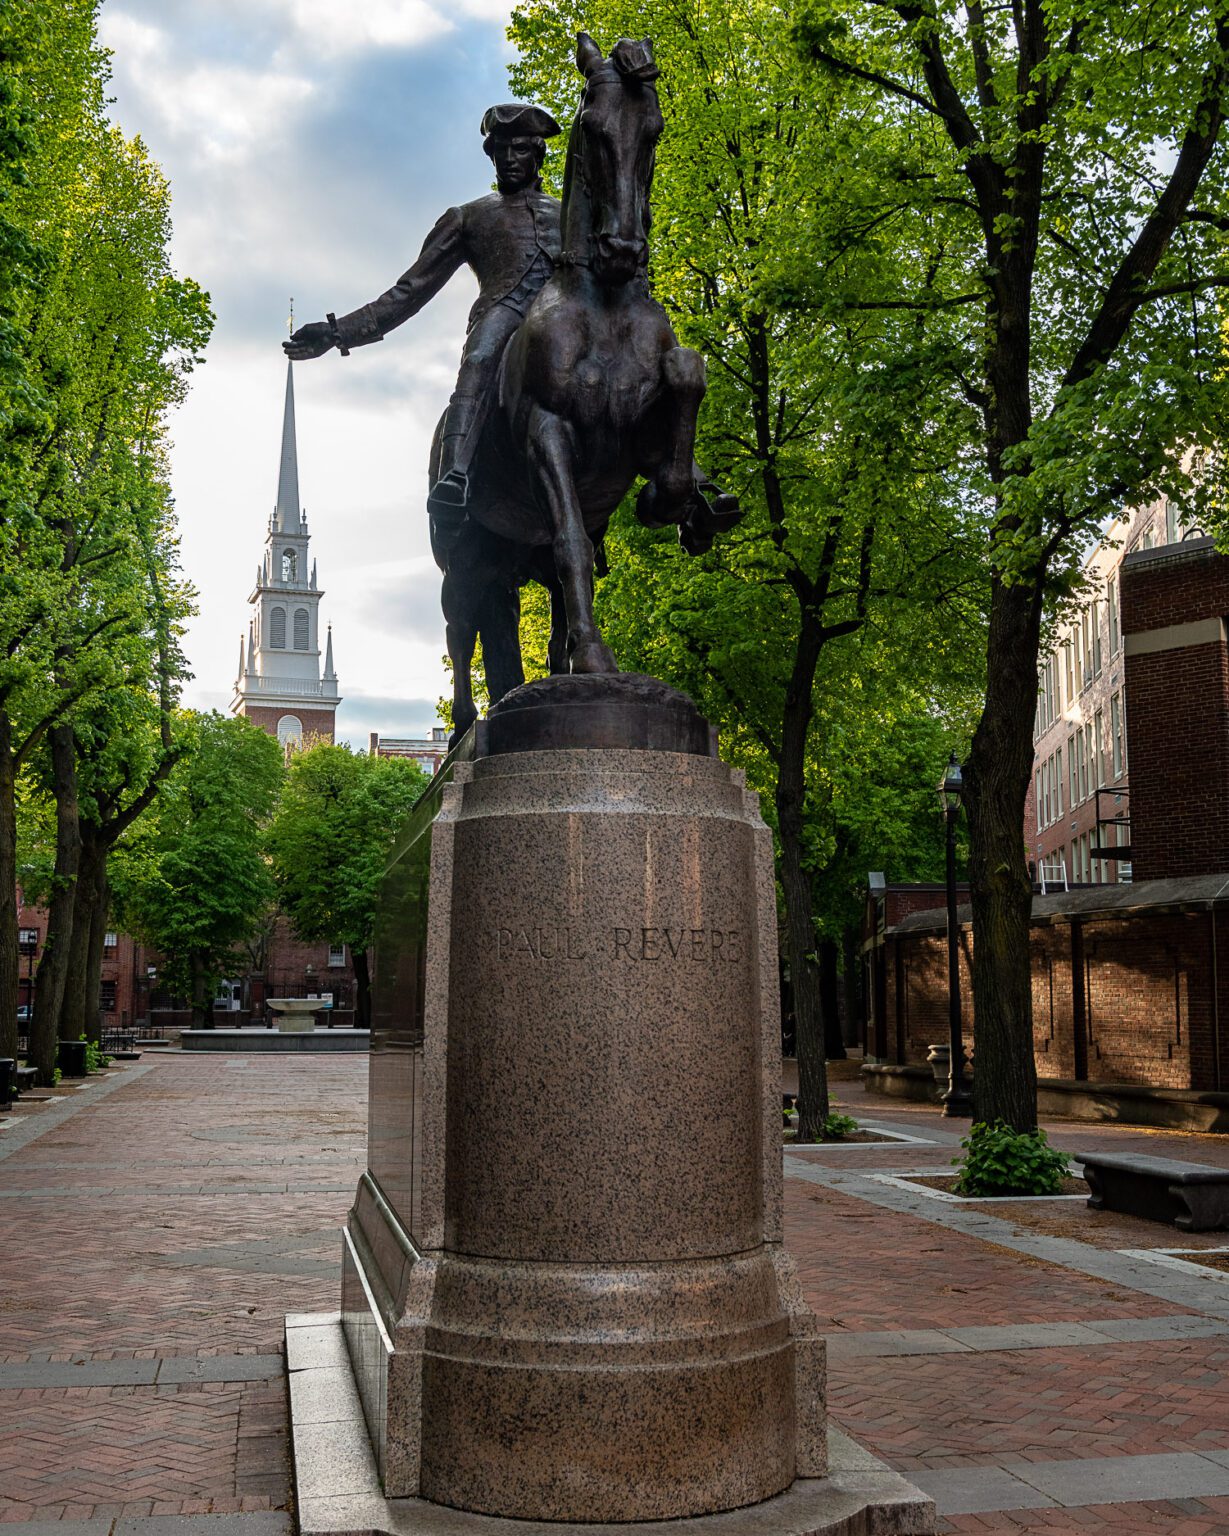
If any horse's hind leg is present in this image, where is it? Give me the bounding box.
[527,406,617,674]
[480,579,525,708]
[441,570,479,746]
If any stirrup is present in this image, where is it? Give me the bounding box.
[428,470,469,515]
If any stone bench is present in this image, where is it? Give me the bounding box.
[1078,1151,1229,1232]
[15,1065,36,1093]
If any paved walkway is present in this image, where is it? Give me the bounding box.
[3,1055,1229,1534]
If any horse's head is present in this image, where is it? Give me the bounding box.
[570,33,663,285]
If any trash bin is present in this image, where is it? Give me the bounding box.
[0,1057,13,1109]
[57,1038,88,1078]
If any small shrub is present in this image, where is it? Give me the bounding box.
[822,1111,859,1141]
[953,1120,1069,1197]
[83,1038,111,1074]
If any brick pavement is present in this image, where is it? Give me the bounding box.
[786,1074,1229,1533]
[6,1055,1229,1535]
[0,1056,365,1525]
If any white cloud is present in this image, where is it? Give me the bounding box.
[266,0,454,53]
[99,12,316,163]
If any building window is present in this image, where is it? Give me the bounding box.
[1063,639,1075,704]
[1091,599,1102,679]
[104,931,117,949]
[99,980,117,1014]
[277,714,303,747]
[1068,732,1079,805]
[1055,745,1063,816]
[1111,692,1124,778]
[293,608,309,651]
[1094,709,1106,788]
[1165,497,1178,544]
[270,606,286,648]
[1108,577,1119,655]
[282,549,297,582]
[327,943,346,968]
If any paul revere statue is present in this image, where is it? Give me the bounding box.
[284,103,562,533]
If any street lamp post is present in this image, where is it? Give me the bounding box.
[938,753,973,1117]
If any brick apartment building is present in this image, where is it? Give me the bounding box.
[1028,490,1203,888]
[862,501,1229,1129]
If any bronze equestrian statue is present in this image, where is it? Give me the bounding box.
[287,34,740,739]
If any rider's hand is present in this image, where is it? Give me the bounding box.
[283,320,335,360]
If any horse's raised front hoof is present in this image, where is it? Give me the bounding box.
[680,519,714,556]
[570,638,618,674]
[635,480,680,529]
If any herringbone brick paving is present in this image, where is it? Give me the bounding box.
[4,1055,1229,1534]
[0,1056,364,1519]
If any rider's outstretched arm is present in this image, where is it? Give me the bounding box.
[332,207,465,352]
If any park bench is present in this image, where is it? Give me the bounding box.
[1078,1151,1229,1232]
[14,1064,37,1095]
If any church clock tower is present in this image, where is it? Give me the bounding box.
[232,361,340,745]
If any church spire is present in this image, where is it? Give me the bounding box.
[274,359,301,532]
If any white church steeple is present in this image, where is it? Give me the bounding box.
[231,359,340,745]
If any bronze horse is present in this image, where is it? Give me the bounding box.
[435,33,739,740]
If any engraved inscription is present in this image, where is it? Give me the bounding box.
[495,926,588,960]
[612,927,741,963]
[492,924,742,962]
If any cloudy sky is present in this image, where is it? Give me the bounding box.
[99,0,536,747]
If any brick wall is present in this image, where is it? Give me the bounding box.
[239,703,337,742]
[1122,540,1229,881]
[882,907,1229,1091]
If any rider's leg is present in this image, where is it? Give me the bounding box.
[527,405,617,675]
[429,305,523,519]
[635,346,706,528]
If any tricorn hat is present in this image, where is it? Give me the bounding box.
[480,103,561,140]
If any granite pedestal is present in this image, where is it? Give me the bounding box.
[325,675,931,1533]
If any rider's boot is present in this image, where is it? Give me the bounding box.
[428,395,482,539]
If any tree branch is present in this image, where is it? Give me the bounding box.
[1062,14,1229,391]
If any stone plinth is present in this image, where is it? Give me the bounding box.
[334,676,921,1531]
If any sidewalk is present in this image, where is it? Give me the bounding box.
[1,1055,1228,1534]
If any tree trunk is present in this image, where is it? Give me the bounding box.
[819,938,844,1059]
[60,831,104,1045]
[777,618,830,1142]
[353,948,372,1030]
[81,857,109,1046]
[0,714,18,1063]
[964,577,1044,1130]
[33,724,80,1051]
[190,952,209,1027]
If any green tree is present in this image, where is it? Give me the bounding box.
[0,0,209,1066]
[796,0,1229,1127]
[111,715,283,1025]
[510,0,987,1136]
[266,745,430,1028]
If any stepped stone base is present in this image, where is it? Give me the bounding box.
[287,1313,936,1536]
